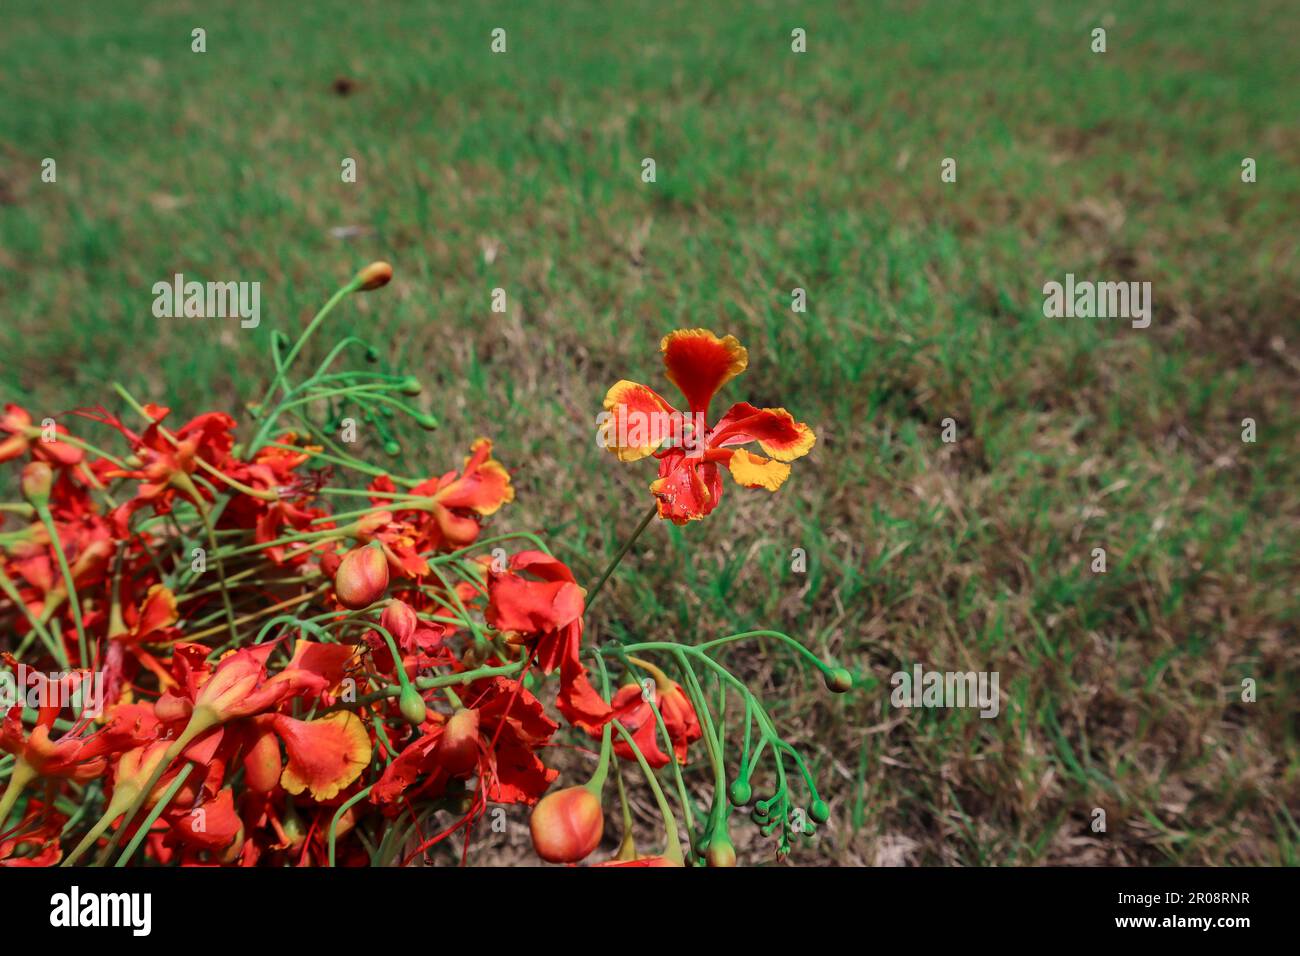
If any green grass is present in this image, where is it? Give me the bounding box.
[2,0,1298,864]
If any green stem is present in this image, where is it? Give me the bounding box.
[586,504,657,607]
[0,567,65,666]
[34,504,89,669]
[611,720,684,865]
[329,785,374,866]
[250,278,361,452]
[114,762,195,867]
[0,761,36,825]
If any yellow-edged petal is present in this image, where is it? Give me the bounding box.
[599,380,677,462]
[725,448,792,491]
[660,329,748,415]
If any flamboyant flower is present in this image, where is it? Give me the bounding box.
[0,670,154,791]
[164,786,244,860]
[485,551,610,733]
[0,405,84,468]
[598,329,816,523]
[529,785,604,864]
[86,405,238,533]
[159,640,354,733]
[368,438,514,553]
[371,676,558,808]
[0,802,67,866]
[604,666,702,768]
[104,583,182,696]
[221,438,326,563]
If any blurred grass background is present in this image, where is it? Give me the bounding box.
[1,0,1297,864]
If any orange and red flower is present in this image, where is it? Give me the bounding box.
[605,675,702,769]
[485,551,610,733]
[0,405,84,468]
[598,329,816,523]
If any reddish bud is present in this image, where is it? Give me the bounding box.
[335,543,389,609]
[354,260,393,292]
[434,708,480,776]
[243,729,283,793]
[529,786,604,864]
[381,600,419,644]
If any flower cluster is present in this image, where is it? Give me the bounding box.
[0,263,849,867]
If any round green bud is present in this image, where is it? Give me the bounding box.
[400,376,423,396]
[728,780,753,806]
[383,440,402,456]
[825,667,853,693]
[810,799,830,824]
[398,686,427,726]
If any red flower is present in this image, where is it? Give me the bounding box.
[605,675,702,769]
[368,438,514,553]
[164,786,244,859]
[0,405,84,468]
[0,801,68,866]
[599,329,816,523]
[270,712,371,802]
[85,404,237,533]
[371,676,558,808]
[485,551,610,733]
[159,639,354,732]
[0,671,146,784]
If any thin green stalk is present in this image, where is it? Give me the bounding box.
[114,762,195,867]
[586,504,657,607]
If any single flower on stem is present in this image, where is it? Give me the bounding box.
[598,328,816,523]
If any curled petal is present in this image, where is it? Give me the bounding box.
[711,402,816,462]
[168,787,243,853]
[134,585,179,639]
[434,438,514,516]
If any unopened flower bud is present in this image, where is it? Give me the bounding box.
[353,260,393,292]
[381,599,419,644]
[706,837,737,867]
[335,543,389,609]
[529,786,604,864]
[20,462,52,508]
[434,708,480,776]
[398,685,427,726]
[825,667,853,693]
